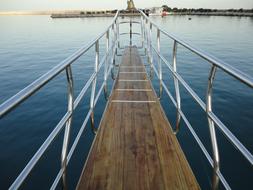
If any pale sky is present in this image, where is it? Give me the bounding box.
[1,0,253,11]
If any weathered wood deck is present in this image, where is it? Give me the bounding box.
[77,46,200,190]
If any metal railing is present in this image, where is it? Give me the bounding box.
[118,19,144,49]
[139,10,253,190]
[1,9,253,190]
[0,11,120,190]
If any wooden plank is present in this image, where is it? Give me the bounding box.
[77,46,200,190]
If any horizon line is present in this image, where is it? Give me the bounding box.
[0,7,253,15]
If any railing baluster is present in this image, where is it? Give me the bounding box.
[149,22,153,62]
[130,18,132,46]
[113,21,116,42]
[149,22,154,79]
[61,65,74,189]
[90,41,99,134]
[157,29,162,99]
[112,22,117,80]
[140,16,144,49]
[147,22,152,58]
[172,41,181,134]
[104,30,110,100]
[145,18,148,57]
[117,19,120,48]
[207,65,220,190]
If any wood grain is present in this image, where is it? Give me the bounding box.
[77,47,200,190]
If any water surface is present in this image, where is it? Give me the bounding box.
[0,15,252,189]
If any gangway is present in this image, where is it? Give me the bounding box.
[0,10,252,190]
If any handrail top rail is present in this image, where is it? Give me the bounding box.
[0,11,119,118]
[119,21,141,24]
[139,10,253,88]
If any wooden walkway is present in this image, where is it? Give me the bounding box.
[77,47,200,190]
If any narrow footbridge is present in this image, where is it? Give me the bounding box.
[0,10,252,190]
[77,46,199,189]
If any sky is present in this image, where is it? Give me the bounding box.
[0,0,253,11]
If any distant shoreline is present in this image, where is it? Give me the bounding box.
[51,12,253,19]
[164,12,253,17]
[157,7,253,17]
[1,9,253,18]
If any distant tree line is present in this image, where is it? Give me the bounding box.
[162,5,253,13]
[79,10,118,15]
[77,7,253,16]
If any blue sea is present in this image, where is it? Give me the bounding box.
[0,15,252,189]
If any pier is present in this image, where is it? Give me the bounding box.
[77,46,199,189]
[0,9,252,190]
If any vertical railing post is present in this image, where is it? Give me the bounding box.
[114,21,117,44]
[172,41,181,134]
[106,29,110,73]
[149,22,154,79]
[140,16,144,48]
[157,29,162,99]
[144,18,148,56]
[61,65,74,189]
[130,18,132,46]
[113,22,116,47]
[147,22,152,58]
[149,22,153,61]
[117,19,120,48]
[111,22,116,80]
[104,30,109,100]
[207,65,220,190]
[90,41,99,134]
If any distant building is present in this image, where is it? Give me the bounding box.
[149,7,163,15]
[127,0,136,11]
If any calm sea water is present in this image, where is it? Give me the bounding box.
[0,15,252,189]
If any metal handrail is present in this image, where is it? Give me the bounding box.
[151,42,253,164]
[139,9,253,190]
[1,9,252,190]
[117,19,144,50]
[119,21,141,24]
[0,11,120,190]
[139,10,253,88]
[0,11,119,118]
